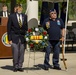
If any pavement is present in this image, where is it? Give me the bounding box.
[0,51,76,75]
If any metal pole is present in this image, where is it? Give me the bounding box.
[64,0,69,53]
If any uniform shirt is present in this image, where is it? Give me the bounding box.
[42,17,65,41]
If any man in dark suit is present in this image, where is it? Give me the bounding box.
[7,4,28,72]
[0,5,10,17]
[0,5,10,24]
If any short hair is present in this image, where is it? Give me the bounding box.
[15,4,22,8]
[14,4,23,12]
[2,4,7,7]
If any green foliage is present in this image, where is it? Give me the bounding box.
[69,1,76,20]
[16,0,26,4]
[0,0,26,3]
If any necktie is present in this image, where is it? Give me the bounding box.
[18,14,22,28]
[4,12,6,17]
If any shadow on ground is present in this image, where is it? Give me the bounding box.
[1,65,13,71]
[0,64,43,71]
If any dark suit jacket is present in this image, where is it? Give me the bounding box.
[7,13,28,44]
[0,11,10,17]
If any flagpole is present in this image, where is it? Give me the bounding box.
[64,0,69,53]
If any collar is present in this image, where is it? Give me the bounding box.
[49,18,57,21]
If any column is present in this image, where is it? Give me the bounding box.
[27,0,38,28]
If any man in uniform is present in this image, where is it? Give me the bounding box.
[42,9,65,70]
[7,4,28,72]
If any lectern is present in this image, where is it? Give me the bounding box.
[0,17,12,58]
[1,17,8,26]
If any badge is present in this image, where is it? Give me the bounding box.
[57,20,61,25]
[46,22,50,29]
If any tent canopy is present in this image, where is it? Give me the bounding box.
[34,0,76,2]
[42,0,67,2]
[33,0,67,2]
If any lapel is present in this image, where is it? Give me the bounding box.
[21,13,24,25]
[2,11,3,16]
[14,13,20,28]
[14,13,25,28]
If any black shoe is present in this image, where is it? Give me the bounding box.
[18,68,24,72]
[13,68,18,72]
[44,66,49,70]
[53,66,61,70]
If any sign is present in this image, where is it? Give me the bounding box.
[1,32,11,47]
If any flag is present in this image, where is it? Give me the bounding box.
[60,2,67,24]
[40,2,49,25]
[54,3,59,17]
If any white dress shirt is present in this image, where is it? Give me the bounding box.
[3,11,8,17]
[16,14,23,24]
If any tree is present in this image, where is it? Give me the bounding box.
[69,1,76,19]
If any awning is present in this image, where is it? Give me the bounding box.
[42,0,67,2]
[33,0,67,2]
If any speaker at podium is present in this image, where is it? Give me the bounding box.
[0,17,12,58]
